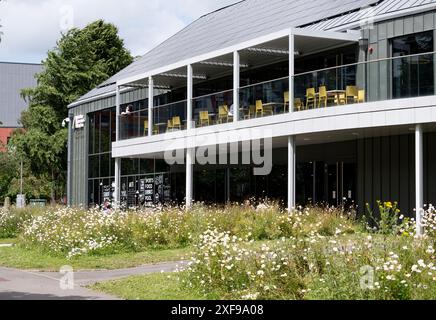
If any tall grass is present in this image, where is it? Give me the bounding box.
[13,202,360,259]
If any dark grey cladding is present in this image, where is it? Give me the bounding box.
[0,62,43,127]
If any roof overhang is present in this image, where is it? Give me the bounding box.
[68,28,359,108]
[118,27,359,87]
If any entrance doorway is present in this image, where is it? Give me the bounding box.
[297,161,356,207]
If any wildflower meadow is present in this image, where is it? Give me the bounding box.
[1,202,435,300]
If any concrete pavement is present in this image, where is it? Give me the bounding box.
[0,261,184,300]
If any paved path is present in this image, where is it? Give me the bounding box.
[0,262,183,300]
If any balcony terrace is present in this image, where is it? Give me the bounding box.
[115,28,361,140]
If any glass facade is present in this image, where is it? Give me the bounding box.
[119,158,181,209]
[88,108,116,207]
[88,107,181,208]
[392,31,434,98]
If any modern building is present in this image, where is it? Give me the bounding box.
[68,0,436,225]
[0,62,43,146]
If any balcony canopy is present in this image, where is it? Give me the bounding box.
[121,28,359,90]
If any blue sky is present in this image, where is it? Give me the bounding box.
[0,0,236,63]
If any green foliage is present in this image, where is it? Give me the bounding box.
[0,151,19,202]
[9,20,133,201]
[184,224,435,301]
[17,203,360,260]
[365,201,415,236]
[7,174,52,201]
[20,20,133,120]
[0,207,37,238]
[0,148,53,201]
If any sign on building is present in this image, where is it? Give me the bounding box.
[73,115,85,129]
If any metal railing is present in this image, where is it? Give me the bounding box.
[293,51,436,111]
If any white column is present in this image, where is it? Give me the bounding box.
[289,31,295,113]
[187,64,194,129]
[416,124,424,236]
[233,51,240,122]
[114,85,121,206]
[114,158,121,206]
[186,148,194,209]
[148,77,154,136]
[115,85,121,140]
[287,136,296,211]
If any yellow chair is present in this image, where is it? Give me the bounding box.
[284,91,290,112]
[318,86,328,108]
[294,98,303,112]
[199,111,210,127]
[144,120,159,135]
[166,119,174,132]
[244,105,256,119]
[144,120,148,136]
[255,100,273,117]
[218,105,231,123]
[172,116,182,130]
[346,86,359,104]
[337,93,346,105]
[306,88,316,109]
[358,90,365,103]
[318,86,336,108]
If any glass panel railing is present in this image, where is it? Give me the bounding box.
[239,76,289,120]
[193,89,233,127]
[119,109,149,140]
[293,52,436,112]
[153,100,187,134]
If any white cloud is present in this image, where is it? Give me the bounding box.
[0,0,236,63]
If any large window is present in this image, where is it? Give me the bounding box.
[88,108,116,206]
[392,31,434,98]
[87,105,178,208]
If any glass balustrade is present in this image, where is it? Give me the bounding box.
[119,52,436,140]
[153,100,187,134]
[239,76,289,120]
[293,52,436,111]
[119,109,149,140]
[192,89,234,127]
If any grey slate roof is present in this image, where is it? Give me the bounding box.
[71,0,436,106]
[307,0,436,30]
[0,62,43,127]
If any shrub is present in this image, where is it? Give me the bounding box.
[365,201,415,236]
[0,207,36,238]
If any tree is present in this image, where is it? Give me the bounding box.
[10,20,133,203]
[0,150,18,202]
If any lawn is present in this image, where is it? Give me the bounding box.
[0,245,191,272]
[0,240,277,272]
[90,272,208,300]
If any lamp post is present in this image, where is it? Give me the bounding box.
[64,113,75,207]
